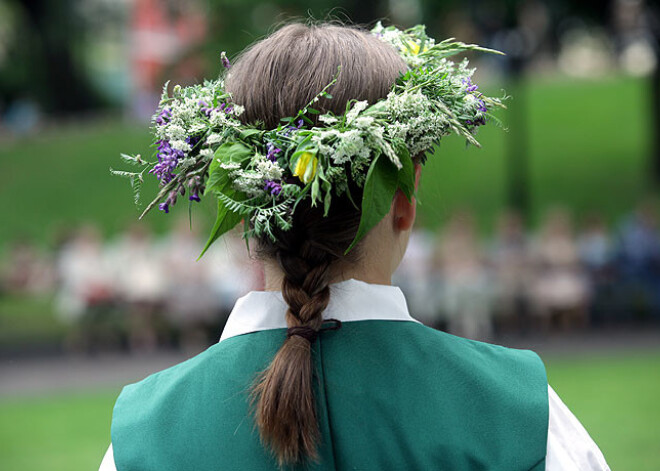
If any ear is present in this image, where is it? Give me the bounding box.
[392,163,421,232]
[414,163,422,190]
[392,192,416,232]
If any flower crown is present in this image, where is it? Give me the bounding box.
[113,23,505,256]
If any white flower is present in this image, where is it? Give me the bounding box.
[233,171,263,197]
[232,105,245,116]
[170,139,191,152]
[354,116,374,129]
[164,124,186,141]
[255,156,283,180]
[318,114,338,125]
[333,129,369,164]
[345,100,369,124]
[218,161,241,170]
[189,122,207,134]
[199,148,215,158]
[206,133,223,145]
[209,110,229,127]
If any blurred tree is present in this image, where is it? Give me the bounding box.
[1,0,105,114]
[202,0,390,63]
[648,2,660,186]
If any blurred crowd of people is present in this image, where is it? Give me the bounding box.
[397,202,660,341]
[2,218,260,353]
[2,201,660,352]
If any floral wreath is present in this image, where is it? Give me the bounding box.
[113,23,505,256]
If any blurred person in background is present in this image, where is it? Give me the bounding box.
[204,230,262,327]
[160,216,217,352]
[528,207,590,331]
[107,223,166,352]
[577,212,617,326]
[55,224,117,353]
[392,228,438,327]
[435,208,494,341]
[488,209,533,334]
[1,237,55,296]
[614,198,660,322]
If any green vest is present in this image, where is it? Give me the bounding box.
[112,321,548,470]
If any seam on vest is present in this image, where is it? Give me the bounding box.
[316,336,339,470]
[527,455,546,471]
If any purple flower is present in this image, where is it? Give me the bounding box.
[155,107,172,126]
[166,190,178,206]
[476,98,487,113]
[266,143,281,162]
[159,202,169,213]
[264,180,282,196]
[200,101,231,118]
[463,77,479,93]
[199,100,212,117]
[466,116,486,127]
[150,139,184,184]
[187,175,203,202]
[186,135,201,149]
[221,52,231,70]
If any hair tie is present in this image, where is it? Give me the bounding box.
[286,318,342,343]
[286,326,318,343]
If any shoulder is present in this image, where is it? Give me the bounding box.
[324,320,548,419]
[116,329,284,407]
[356,320,546,381]
[410,322,548,403]
[319,320,550,470]
[110,331,286,470]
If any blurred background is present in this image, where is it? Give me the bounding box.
[1,0,659,469]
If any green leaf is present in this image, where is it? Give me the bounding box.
[131,172,144,207]
[311,179,320,205]
[345,154,399,253]
[238,129,263,141]
[109,168,139,179]
[395,143,415,202]
[119,153,144,167]
[323,186,332,216]
[198,191,243,259]
[205,142,253,195]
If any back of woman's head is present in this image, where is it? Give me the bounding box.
[225,23,407,466]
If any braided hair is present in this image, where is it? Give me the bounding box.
[225,22,407,466]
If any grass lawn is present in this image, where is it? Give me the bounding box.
[0,350,658,471]
[0,76,655,249]
[0,390,118,471]
[545,351,660,471]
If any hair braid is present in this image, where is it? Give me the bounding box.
[252,240,334,465]
[228,22,407,467]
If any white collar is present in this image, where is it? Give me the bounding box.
[220,278,420,342]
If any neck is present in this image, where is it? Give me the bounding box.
[261,213,408,291]
[262,260,393,291]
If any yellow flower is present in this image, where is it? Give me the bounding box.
[293,151,318,184]
[407,41,426,55]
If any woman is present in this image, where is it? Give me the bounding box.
[101,22,609,470]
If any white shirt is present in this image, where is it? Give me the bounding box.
[100,279,610,471]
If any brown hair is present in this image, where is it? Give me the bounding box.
[225,22,407,466]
